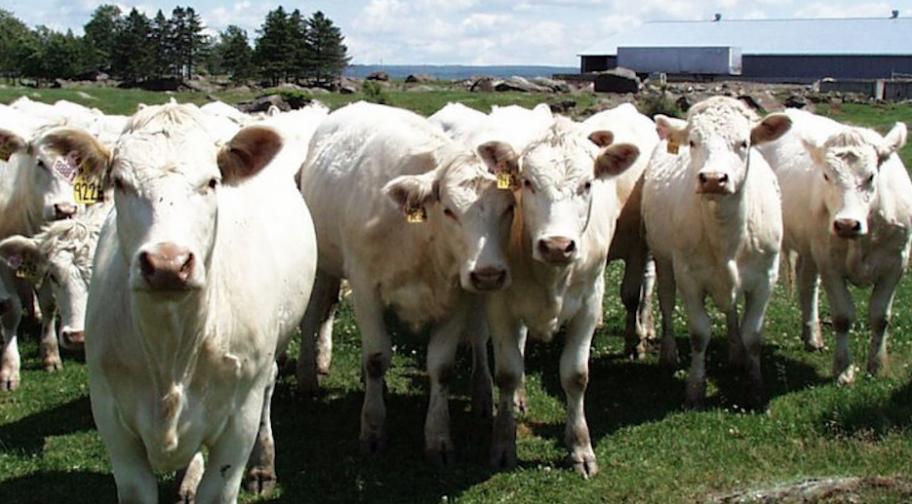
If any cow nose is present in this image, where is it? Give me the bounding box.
[54,203,77,219]
[139,243,195,290]
[537,237,576,264]
[470,267,508,291]
[61,330,85,351]
[833,218,863,238]
[698,172,729,194]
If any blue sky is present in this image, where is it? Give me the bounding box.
[3,0,910,66]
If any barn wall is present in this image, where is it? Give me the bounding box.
[742,55,912,81]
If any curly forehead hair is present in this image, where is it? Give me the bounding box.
[688,96,759,124]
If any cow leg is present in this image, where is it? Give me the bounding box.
[296,272,340,395]
[680,282,711,409]
[93,396,158,503]
[195,389,264,503]
[726,305,744,369]
[821,273,857,384]
[797,254,824,352]
[245,363,279,495]
[867,266,902,376]
[349,275,391,454]
[741,281,774,410]
[177,452,205,503]
[514,326,529,415]
[655,258,678,367]
[488,297,524,471]
[36,283,62,372]
[561,292,600,478]
[0,289,22,392]
[621,252,647,360]
[425,312,463,467]
[465,296,493,419]
[639,258,657,343]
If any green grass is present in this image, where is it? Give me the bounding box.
[0,84,598,117]
[1,90,911,503]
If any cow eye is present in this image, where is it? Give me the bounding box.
[579,181,592,195]
[523,179,535,193]
[823,172,830,182]
[503,203,515,217]
[444,208,459,221]
[114,177,125,191]
[740,140,748,150]
[48,272,58,284]
[37,159,47,170]
[865,174,875,186]
[689,140,696,148]
[208,178,219,190]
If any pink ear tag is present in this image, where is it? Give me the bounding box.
[52,156,79,183]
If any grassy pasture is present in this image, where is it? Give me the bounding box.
[0,89,911,503]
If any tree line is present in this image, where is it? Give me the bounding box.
[0,6,350,87]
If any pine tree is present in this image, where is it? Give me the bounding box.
[111,8,153,82]
[217,25,255,83]
[302,11,350,86]
[83,4,122,73]
[255,7,295,86]
[0,10,35,80]
[168,6,207,79]
[150,10,174,78]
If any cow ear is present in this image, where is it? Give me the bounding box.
[477,141,519,177]
[588,130,614,148]
[42,128,111,180]
[751,113,792,146]
[218,126,283,185]
[655,115,687,144]
[0,129,29,161]
[801,136,827,166]
[595,143,640,179]
[383,171,439,218]
[0,235,41,271]
[877,122,907,165]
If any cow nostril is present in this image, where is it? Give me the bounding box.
[719,174,729,183]
[537,240,550,254]
[565,240,576,253]
[179,253,195,279]
[851,221,861,231]
[699,173,708,183]
[139,252,155,277]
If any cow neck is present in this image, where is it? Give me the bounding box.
[0,161,44,237]
[698,180,750,265]
[509,192,572,291]
[130,277,219,452]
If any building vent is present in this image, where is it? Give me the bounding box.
[891,10,899,18]
[714,13,722,21]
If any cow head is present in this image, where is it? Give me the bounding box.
[1,126,107,225]
[656,97,791,198]
[0,220,98,349]
[110,104,275,296]
[802,122,907,239]
[383,141,516,292]
[517,118,639,265]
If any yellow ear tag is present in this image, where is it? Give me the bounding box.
[667,140,680,155]
[497,171,513,190]
[0,143,12,162]
[73,173,102,205]
[406,207,427,223]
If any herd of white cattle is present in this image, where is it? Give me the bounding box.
[0,93,908,502]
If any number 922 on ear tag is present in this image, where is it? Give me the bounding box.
[73,174,102,205]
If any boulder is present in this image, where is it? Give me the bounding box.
[531,77,571,93]
[405,74,435,83]
[237,94,291,113]
[470,76,496,93]
[594,67,640,94]
[366,71,390,81]
[494,76,551,93]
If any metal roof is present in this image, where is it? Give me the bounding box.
[580,17,912,57]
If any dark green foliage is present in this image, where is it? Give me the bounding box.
[110,8,153,83]
[212,26,255,83]
[362,80,389,104]
[82,4,121,73]
[300,11,351,86]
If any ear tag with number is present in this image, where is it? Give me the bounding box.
[667,139,680,155]
[406,206,427,223]
[0,142,12,162]
[497,171,514,190]
[13,257,39,282]
[73,173,102,205]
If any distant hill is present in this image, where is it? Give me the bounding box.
[345,64,578,80]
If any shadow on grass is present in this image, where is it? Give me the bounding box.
[819,372,912,439]
[0,471,115,504]
[0,396,95,456]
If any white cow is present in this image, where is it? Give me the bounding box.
[486,116,640,477]
[85,102,317,502]
[0,122,105,389]
[0,201,109,357]
[582,104,660,359]
[642,96,791,409]
[298,101,515,464]
[758,109,910,384]
[428,102,487,138]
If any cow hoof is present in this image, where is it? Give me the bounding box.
[836,365,857,386]
[360,433,387,456]
[0,372,19,392]
[514,389,529,416]
[569,454,599,479]
[425,441,456,468]
[866,356,887,377]
[176,490,195,504]
[489,443,517,471]
[44,358,63,373]
[803,340,825,352]
[659,345,679,368]
[244,469,277,496]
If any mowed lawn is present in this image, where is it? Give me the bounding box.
[1,89,911,503]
